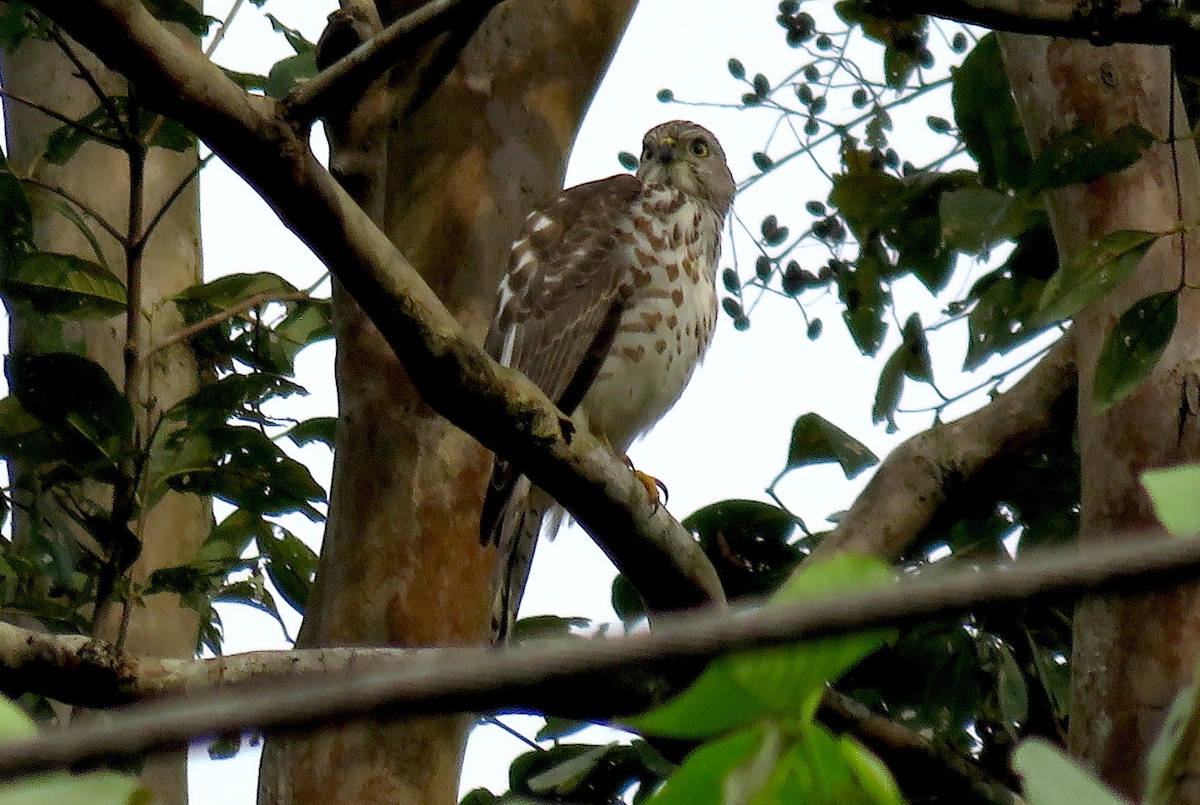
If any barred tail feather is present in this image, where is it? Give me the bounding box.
[489,476,549,642]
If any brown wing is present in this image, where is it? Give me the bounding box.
[480,174,641,550]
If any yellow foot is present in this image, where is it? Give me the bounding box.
[622,455,669,508]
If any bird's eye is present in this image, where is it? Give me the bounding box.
[641,147,652,161]
[691,139,709,158]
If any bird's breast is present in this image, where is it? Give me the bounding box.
[577,191,721,451]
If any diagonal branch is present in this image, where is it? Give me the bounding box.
[282,0,505,126]
[26,0,723,613]
[4,527,1200,779]
[896,0,1200,45]
[814,334,1076,562]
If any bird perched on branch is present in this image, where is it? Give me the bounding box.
[480,120,735,641]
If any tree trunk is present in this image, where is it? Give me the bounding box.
[255,2,638,803]
[1,24,207,805]
[999,33,1200,799]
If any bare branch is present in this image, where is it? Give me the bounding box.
[27,0,724,614]
[815,335,1076,561]
[144,290,314,359]
[0,86,123,147]
[282,0,504,126]
[903,0,1200,44]
[134,152,214,250]
[18,175,128,245]
[4,528,1200,779]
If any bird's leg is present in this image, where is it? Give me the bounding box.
[621,454,669,508]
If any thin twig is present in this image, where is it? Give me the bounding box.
[282,0,504,124]
[4,528,1200,778]
[144,291,315,359]
[204,0,246,58]
[134,153,214,251]
[17,176,127,245]
[43,23,131,143]
[0,86,123,146]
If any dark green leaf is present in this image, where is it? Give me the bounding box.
[611,573,648,622]
[10,351,133,465]
[258,527,318,614]
[683,500,804,599]
[535,716,593,742]
[940,187,1039,255]
[206,733,242,760]
[898,313,932,382]
[266,13,315,53]
[161,424,326,519]
[0,2,36,52]
[785,413,878,479]
[871,348,905,430]
[1027,123,1155,193]
[835,256,888,356]
[143,0,215,35]
[283,416,336,448]
[458,789,497,805]
[175,271,299,312]
[1093,291,1178,410]
[0,147,34,264]
[3,252,127,318]
[996,641,1029,733]
[43,97,195,164]
[952,34,1031,190]
[214,577,290,639]
[264,51,319,99]
[1034,229,1160,326]
[220,67,269,92]
[511,614,589,642]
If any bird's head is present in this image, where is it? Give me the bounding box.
[636,120,735,218]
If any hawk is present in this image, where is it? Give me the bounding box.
[480,120,735,640]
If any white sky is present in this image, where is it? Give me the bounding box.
[0,0,1038,801]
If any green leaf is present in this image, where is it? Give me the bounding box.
[266,13,315,53]
[142,0,215,36]
[0,147,34,263]
[964,229,1054,371]
[10,351,133,469]
[283,416,336,448]
[1014,738,1126,805]
[0,697,150,805]
[161,425,326,519]
[258,527,318,613]
[1034,229,1160,326]
[1093,291,1178,410]
[175,271,299,312]
[632,554,893,738]
[264,51,318,99]
[996,641,1029,733]
[611,573,648,622]
[1142,464,1200,536]
[526,743,616,795]
[683,500,804,599]
[43,97,195,165]
[871,348,905,431]
[644,725,767,805]
[939,187,1039,255]
[220,67,269,92]
[1145,662,1200,805]
[3,252,126,318]
[0,3,37,52]
[951,34,1031,190]
[784,413,878,479]
[1027,123,1156,193]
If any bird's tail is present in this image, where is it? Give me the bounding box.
[487,475,553,642]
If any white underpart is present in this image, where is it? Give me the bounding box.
[545,186,722,540]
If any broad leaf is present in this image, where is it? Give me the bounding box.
[3,252,126,318]
[940,187,1039,255]
[1027,123,1156,193]
[143,0,215,35]
[1034,229,1160,326]
[283,416,336,448]
[0,147,33,264]
[1142,464,1200,536]
[264,51,318,99]
[683,500,805,599]
[1093,291,1178,410]
[1014,739,1125,805]
[784,413,877,479]
[952,33,1031,190]
[632,554,893,738]
[258,526,319,613]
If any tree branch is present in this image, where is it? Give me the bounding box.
[26,0,724,614]
[901,0,1200,45]
[815,335,1076,561]
[282,0,504,125]
[3,527,1200,779]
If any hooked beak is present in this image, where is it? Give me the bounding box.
[648,136,678,165]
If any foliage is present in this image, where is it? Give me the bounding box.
[0,3,333,688]
[0,694,150,804]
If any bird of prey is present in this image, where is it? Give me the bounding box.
[480,120,735,640]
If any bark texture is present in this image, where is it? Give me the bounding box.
[1,26,206,805]
[256,3,639,803]
[999,32,1200,799]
